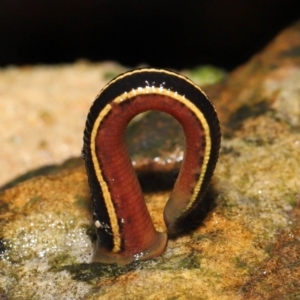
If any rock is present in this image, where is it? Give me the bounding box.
[1,21,300,299]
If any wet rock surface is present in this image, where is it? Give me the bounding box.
[1,21,300,299]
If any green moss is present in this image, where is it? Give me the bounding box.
[285,192,299,208]
[53,251,202,284]
[54,262,130,283]
[157,252,201,271]
[103,71,118,80]
[264,242,275,254]
[74,194,90,209]
[191,230,224,245]
[185,65,227,86]
[177,252,200,269]
[23,195,42,210]
[48,253,77,270]
[234,257,251,270]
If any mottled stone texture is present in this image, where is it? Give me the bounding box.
[1,21,300,299]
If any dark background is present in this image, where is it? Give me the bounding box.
[0,0,299,70]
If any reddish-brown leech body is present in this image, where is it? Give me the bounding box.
[82,68,220,265]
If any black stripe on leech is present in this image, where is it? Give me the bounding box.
[82,116,116,251]
[86,69,212,123]
[91,177,115,251]
[174,128,220,234]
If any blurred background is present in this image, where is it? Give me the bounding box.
[0,0,300,70]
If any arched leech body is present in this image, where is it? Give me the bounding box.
[82,68,220,265]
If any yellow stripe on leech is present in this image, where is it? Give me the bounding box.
[113,86,211,212]
[90,103,122,252]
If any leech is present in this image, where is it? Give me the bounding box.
[82,68,221,265]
